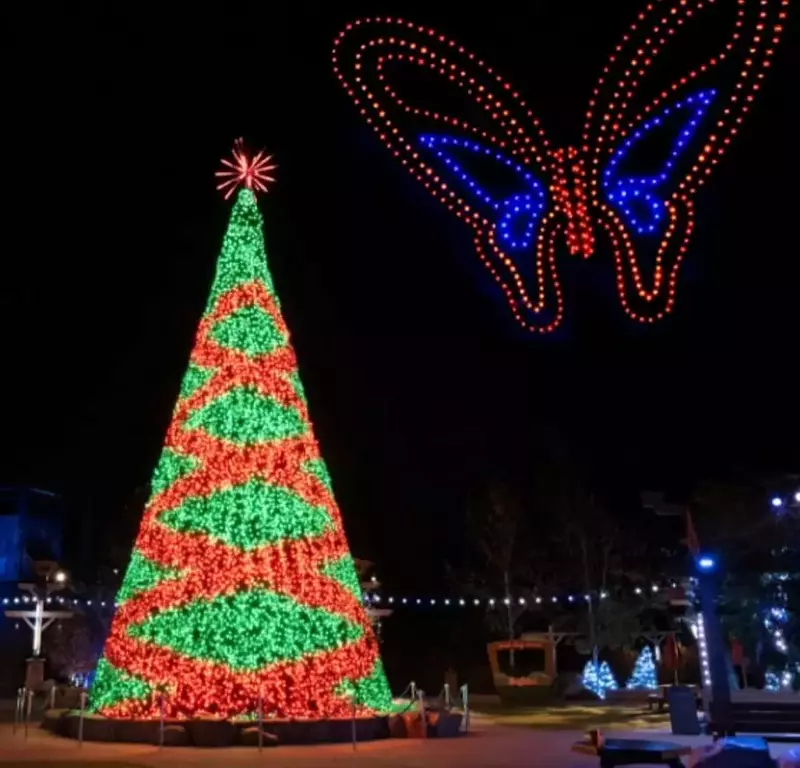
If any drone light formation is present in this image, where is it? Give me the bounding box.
[332,0,789,333]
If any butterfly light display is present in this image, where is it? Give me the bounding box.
[333,0,789,333]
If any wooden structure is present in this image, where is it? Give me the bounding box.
[487,628,576,705]
[3,562,72,690]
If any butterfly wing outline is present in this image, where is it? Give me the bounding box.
[332,17,567,332]
[334,4,790,332]
[582,0,789,324]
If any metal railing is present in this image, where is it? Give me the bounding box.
[10,679,470,747]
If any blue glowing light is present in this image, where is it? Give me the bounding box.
[581,660,618,699]
[772,497,784,508]
[603,90,717,236]
[418,134,547,250]
[697,556,716,572]
[771,607,789,622]
[626,646,658,691]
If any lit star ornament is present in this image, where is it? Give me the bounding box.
[215,138,277,199]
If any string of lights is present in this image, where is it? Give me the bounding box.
[762,487,800,688]
[333,0,789,332]
[692,614,712,688]
[4,580,680,610]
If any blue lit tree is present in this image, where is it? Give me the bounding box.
[627,646,658,690]
[582,660,618,699]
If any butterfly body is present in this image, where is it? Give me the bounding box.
[333,2,789,333]
[546,147,595,259]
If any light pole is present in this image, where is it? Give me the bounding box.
[695,554,734,736]
[765,484,800,687]
[4,565,73,689]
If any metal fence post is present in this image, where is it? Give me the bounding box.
[351,694,358,751]
[78,691,86,747]
[24,689,33,740]
[12,687,23,736]
[257,693,264,753]
[159,693,165,748]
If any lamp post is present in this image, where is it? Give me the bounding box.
[695,554,734,736]
[766,484,800,687]
[4,565,73,690]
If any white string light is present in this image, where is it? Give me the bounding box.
[695,614,711,688]
[0,580,677,611]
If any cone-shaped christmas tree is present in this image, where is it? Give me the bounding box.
[581,660,618,700]
[91,149,392,720]
[626,646,658,690]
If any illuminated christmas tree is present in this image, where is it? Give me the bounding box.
[581,660,618,700]
[90,143,392,720]
[627,646,658,690]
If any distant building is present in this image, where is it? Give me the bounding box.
[0,487,63,583]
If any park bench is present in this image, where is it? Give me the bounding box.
[572,737,692,767]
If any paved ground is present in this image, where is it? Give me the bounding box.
[475,702,671,731]
[3,720,800,767]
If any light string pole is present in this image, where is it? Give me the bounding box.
[696,554,733,737]
[766,484,800,687]
[3,564,73,690]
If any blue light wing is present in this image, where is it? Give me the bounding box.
[418,134,547,251]
[602,89,716,236]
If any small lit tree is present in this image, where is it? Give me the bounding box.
[627,646,658,690]
[582,660,618,699]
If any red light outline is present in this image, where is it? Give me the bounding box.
[332,0,789,332]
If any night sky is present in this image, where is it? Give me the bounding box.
[2,2,798,590]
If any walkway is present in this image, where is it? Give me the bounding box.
[0,721,797,766]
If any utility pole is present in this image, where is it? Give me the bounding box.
[642,492,734,735]
[4,563,73,690]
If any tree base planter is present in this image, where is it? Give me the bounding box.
[426,711,463,738]
[388,712,425,738]
[185,720,238,747]
[45,711,391,746]
[240,726,279,747]
[387,710,464,738]
[162,725,190,746]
